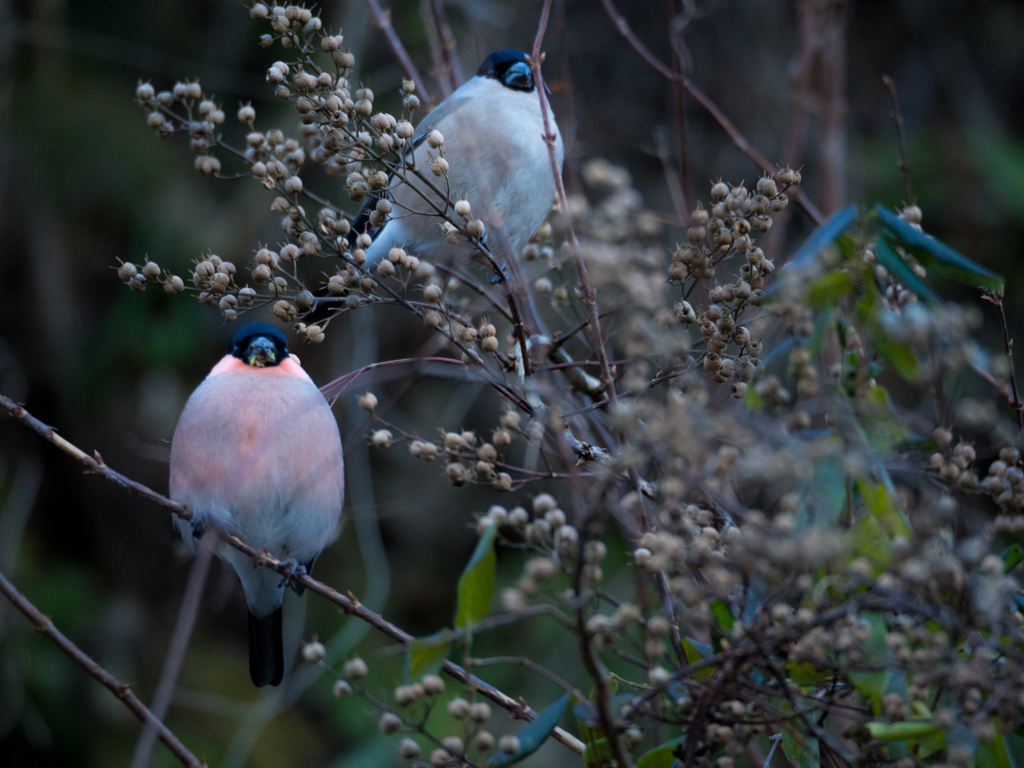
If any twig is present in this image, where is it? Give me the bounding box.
[432,262,513,322]
[471,656,585,700]
[317,354,533,415]
[0,395,585,756]
[418,0,452,98]
[0,569,205,768]
[762,733,783,768]
[816,2,847,214]
[529,0,617,401]
[988,291,1024,452]
[882,75,915,205]
[218,532,585,752]
[660,0,692,217]
[653,127,689,225]
[129,534,214,768]
[0,395,192,520]
[376,603,572,657]
[598,0,824,226]
[429,0,463,91]
[361,0,434,109]
[573,528,635,768]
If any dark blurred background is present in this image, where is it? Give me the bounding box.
[1,0,1023,766]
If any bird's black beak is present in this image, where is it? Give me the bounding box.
[245,336,279,367]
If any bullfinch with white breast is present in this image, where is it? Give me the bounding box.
[356,50,563,270]
[169,322,344,687]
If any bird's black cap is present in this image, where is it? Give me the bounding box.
[477,50,534,92]
[231,322,288,367]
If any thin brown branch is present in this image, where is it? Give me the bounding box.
[816,1,847,214]
[223,534,586,753]
[654,127,689,225]
[0,395,584,756]
[361,0,435,109]
[377,603,572,657]
[0,395,192,520]
[573,529,635,768]
[0,569,205,768]
[471,656,585,700]
[882,74,915,206]
[429,0,463,91]
[432,263,513,322]
[990,291,1024,452]
[660,0,692,217]
[785,0,818,170]
[598,0,825,226]
[529,0,617,401]
[419,0,453,98]
[129,535,213,768]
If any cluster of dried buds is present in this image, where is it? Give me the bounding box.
[130,4,512,354]
[360,394,524,492]
[322,653,515,766]
[668,174,800,394]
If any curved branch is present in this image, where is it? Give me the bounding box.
[361,0,434,109]
[529,0,616,401]
[598,0,824,226]
[0,395,586,757]
[0,569,205,768]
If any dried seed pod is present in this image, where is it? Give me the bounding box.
[431,157,449,177]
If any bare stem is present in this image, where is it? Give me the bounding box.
[529,0,616,401]
[129,535,214,768]
[0,394,585,757]
[419,0,452,98]
[573,531,636,768]
[991,292,1024,452]
[361,0,434,109]
[470,656,585,700]
[599,0,824,226]
[429,0,463,91]
[882,74,915,206]
[0,569,205,768]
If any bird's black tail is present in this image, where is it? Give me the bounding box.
[248,608,284,687]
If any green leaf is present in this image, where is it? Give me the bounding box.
[976,728,1018,768]
[805,300,837,357]
[872,334,921,380]
[808,454,847,526]
[866,721,942,741]
[637,736,686,768]
[681,638,712,681]
[744,384,764,411]
[1003,544,1023,573]
[782,729,819,768]
[861,385,911,458]
[488,693,570,766]
[583,737,613,767]
[836,233,859,261]
[873,235,940,304]
[788,661,831,686]
[455,523,498,629]
[849,613,891,713]
[875,204,1003,291]
[709,599,734,632]
[405,631,453,681]
[857,477,912,540]
[805,271,854,309]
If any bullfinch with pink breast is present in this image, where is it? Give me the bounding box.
[170,322,345,687]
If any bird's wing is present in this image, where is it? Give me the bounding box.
[349,94,474,243]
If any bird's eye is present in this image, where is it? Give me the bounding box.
[501,62,533,91]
